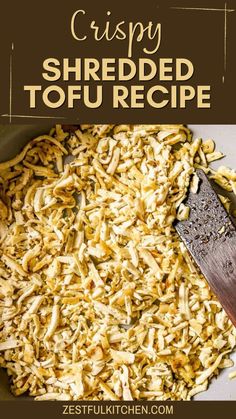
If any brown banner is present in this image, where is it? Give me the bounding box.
[0,0,235,123]
[0,401,236,419]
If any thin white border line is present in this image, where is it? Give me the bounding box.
[224,2,227,76]
[171,3,234,84]
[170,7,235,12]
[9,43,14,123]
[1,114,67,119]
[6,42,67,121]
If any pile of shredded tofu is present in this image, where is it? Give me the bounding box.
[0,124,236,401]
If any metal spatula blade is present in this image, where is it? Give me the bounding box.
[175,169,236,327]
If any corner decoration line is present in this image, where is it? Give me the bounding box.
[9,42,14,123]
[170,2,235,83]
[170,7,234,12]
[1,114,67,119]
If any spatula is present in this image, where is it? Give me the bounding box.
[175,169,236,327]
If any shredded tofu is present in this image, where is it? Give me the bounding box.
[0,124,236,401]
